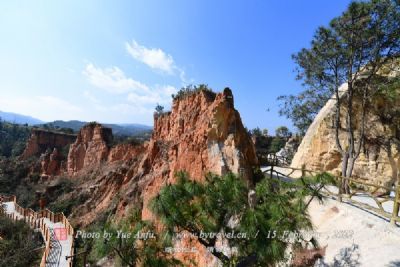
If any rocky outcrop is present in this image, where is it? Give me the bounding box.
[69,88,258,266]
[20,129,76,179]
[276,136,301,164]
[108,143,144,162]
[139,88,257,214]
[67,123,147,175]
[150,88,257,183]
[134,88,257,266]
[291,83,400,186]
[40,148,63,177]
[21,129,76,159]
[67,123,113,175]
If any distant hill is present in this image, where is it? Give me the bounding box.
[0,111,152,136]
[42,120,152,136]
[0,111,44,125]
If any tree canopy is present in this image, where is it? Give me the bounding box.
[150,171,334,266]
[278,0,400,188]
[278,0,400,137]
[275,126,291,139]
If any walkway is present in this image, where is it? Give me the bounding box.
[262,166,400,266]
[1,201,73,267]
[261,166,397,220]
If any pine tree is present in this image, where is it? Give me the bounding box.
[91,208,181,267]
[150,171,334,266]
[278,0,400,188]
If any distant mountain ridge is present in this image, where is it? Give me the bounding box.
[0,111,152,136]
[41,120,152,136]
[0,110,44,125]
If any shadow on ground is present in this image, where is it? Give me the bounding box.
[315,244,360,267]
[387,261,400,267]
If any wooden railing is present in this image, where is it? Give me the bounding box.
[263,165,400,227]
[0,195,75,267]
[265,164,318,180]
[265,153,291,167]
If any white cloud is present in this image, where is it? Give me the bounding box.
[125,40,175,74]
[127,85,177,105]
[83,90,100,103]
[83,63,177,109]
[37,96,82,112]
[127,92,160,105]
[0,95,82,122]
[161,85,178,96]
[83,63,149,93]
[125,40,194,85]
[110,103,152,115]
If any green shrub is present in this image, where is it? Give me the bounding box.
[89,208,181,267]
[0,121,30,158]
[270,137,286,153]
[150,171,332,266]
[48,193,89,216]
[171,84,215,101]
[0,214,43,267]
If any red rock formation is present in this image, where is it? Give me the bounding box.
[67,123,146,176]
[67,123,113,175]
[68,88,258,266]
[21,129,76,159]
[131,88,257,266]
[40,148,63,177]
[108,143,144,162]
[140,88,257,220]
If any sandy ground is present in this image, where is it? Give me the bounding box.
[309,197,400,267]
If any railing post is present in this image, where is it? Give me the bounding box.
[391,184,400,226]
[301,164,305,177]
[270,165,274,179]
[337,176,343,202]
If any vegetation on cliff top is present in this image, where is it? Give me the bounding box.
[171,84,215,101]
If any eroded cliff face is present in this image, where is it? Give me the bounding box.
[21,129,76,178]
[66,123,147,176]
[21,129,76,159]
[68,88,258,266]
[291,83,400,186]
[40,148,63,177]
[108,143,145,162]
[140,88,257,218]
[153,88,256,181]
[137,88,257,266]
[67,123,113,175]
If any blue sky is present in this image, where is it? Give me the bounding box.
[0,0,352,134]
